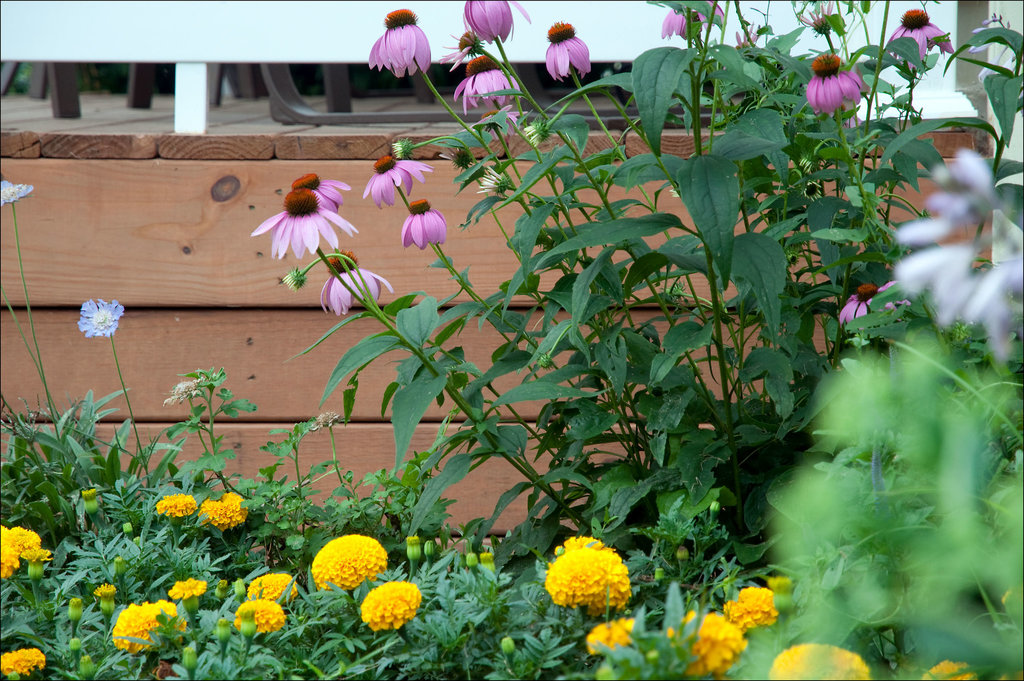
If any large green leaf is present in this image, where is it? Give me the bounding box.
[396,296,439,347]
[320,333,400,406]
[740,347,795,418]
[632,46,693,155]
[731,232,787,338]
[392,372,447,469]
[536,213,682,269]
[491,379,600,407]
[879,118,997,168]
[985,74,1022,143]
[409,452,473,534]
[676,154,739,283]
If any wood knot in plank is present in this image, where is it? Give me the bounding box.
[211,175,241,202]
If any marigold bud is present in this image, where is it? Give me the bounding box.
[122,522,134,536]
[233,578,247,601]
[676,545,690,562]
[595,663,615,680]
[654,567,666,581]
[406,536,422,563]
[480,552,495,571]
[68,597,83,623]
[646,649,660,663]
[69,636,82,653]
[239,608,258,639]
[82,488,99,515]
[216,617,232,644]
[423,540,436,560]
[182,646,198,673]
[79,655,97,679]
[501,636,516,656]
[465,552,479,568]
[215,579,230,600]
[113,556,128,576]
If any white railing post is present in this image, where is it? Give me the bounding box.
[173,62,208,134]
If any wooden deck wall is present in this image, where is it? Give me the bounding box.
[0,109,976,530]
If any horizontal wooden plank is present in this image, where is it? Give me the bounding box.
[1,308,551,422]
[39,132,157,159]
[91,422,528,532]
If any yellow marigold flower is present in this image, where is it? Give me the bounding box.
[155,493,198,518]
[112,600,184,653]
[924,660,977,680]
[234,599,287,633]
[686,612,747,678]
[199,492,248,530]
[168,578,208,600]
[769,643,871,680]
[559,535,610,554]
[766,575,793,595]
[21,547,52,563]
[248,573,299,603]
[1,525,42,579]
[544,546,631,616]
[311,535,388,590]
[360,581,422,631]
[1,647,46,676]
[724,586,779,633]
[586,618,635,654]
[94,583,117,599]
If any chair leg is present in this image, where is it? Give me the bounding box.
[127,63,156,109]
[323,64,351,112]
[29,62,47,99]
[48,63,80,118]
[1,62,21,95]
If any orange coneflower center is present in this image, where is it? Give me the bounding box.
[548,22,576,44]
[466,55,501,77]
[385,9,418,30]
[901,9,930,30]
[458,31,478,51]
[409,199,432,215]
[284,188,318,216]
[327,250,359,271]
[374,155,397,174]
[856,283,879,300]
[811,53,842,78]
[291,173,321,191]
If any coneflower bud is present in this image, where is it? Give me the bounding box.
[392,138,415,160]
[282,268,307,291]
[536,353,553,369]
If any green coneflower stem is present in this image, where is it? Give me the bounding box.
[108,336,146,471]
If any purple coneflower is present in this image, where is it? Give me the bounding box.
[291,173,350,213]
[321,252,393,316]
[806,54,865,115]
[252,188,357,259]
[402,199,447,249]
[890,9,953,61]
[463,0,530,43]
[839,281,897,325]
[440,31,484,71]
[736,24,760,48]
[662,3,724,39]
[369,9,431,78]
[363,155,433,208]
[546,22,590,81]
[454,56,512,114]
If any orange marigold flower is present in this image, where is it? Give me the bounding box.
[311,535,388,590]
[769,643,871,680]
[155,493,198,518]
[248,573,299,603]
[199,492,248,530]
[112,600,185,653]
[724,586,779,632]
[686,612,747,678]
[1,647,46,676]
[544,546,631,616]
[360,581,422,631]
[234,599,286,633]
[586,618,635,654]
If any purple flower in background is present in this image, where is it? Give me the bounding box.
[363,155,433,208]
[463,0,530,43]
[839,281,897,325]
[889,9,953,60]
[1,180,33,206]
[440,31,484,71]
[251,188,357,259]
[369,9,431,78]
[78,299,125,338]
[290,173,351,213]
[477,104,519,142]
[454,56,512,114]
[545,22,591,81]
[402,199,447,249]
[321,253,393,316]
[806,54,865,114]
[662,3,724,39]
[798,1,835,36]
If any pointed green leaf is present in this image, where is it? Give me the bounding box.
[409,452,472,534]
[676,154,739,283]
[392,372,447,469]
[396,297,439,347]
[320,333,400,406]
[732,232,787,338]
[985,74,1021,143]
[632,46,693,155]
[491,379,600,407]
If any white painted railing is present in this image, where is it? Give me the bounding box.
[1,0,975,133]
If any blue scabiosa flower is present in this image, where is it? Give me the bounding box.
[1,180,34,206]
[78,299,125,337]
